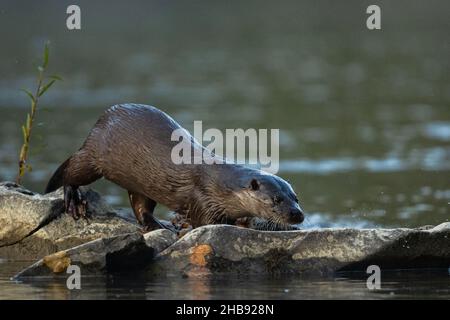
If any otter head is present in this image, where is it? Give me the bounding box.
[235,173,304,226]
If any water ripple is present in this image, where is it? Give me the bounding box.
[281,147,450,174]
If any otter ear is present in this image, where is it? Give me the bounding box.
[249,178,260,191]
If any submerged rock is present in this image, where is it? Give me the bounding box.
[0,182,140,259]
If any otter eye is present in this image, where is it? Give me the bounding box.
[249,178,260,191]
[273,195,283,204]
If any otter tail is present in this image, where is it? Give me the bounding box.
[45,151,103,194]
[45,158,70,193]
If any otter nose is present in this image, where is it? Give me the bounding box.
[289,208,304,224]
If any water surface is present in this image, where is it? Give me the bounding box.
[1,262,449,300]
[0,1,449,299]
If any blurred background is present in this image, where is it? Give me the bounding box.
[0,0,449,228]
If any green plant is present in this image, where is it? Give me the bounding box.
[16,42,62,184]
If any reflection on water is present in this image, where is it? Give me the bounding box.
[0,262,449,300]
[0,1,449,299]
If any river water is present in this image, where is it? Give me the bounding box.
[0,1,449,299]
[1,261,449,300]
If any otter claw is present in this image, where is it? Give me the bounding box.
[64,186,89,220]
[141,216,177,234]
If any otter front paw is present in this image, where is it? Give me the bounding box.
[236,217,300,231]
[63,185,89,220]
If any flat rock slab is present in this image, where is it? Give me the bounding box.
[0,182,140,259]
[151,224,450,276]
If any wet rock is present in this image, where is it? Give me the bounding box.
[151,223,450,276]
[0,182,140,260]
[2,182,449,277]
[144,229,178,253]
[14,228,179,278]
[14,232,144,277]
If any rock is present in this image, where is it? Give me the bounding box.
[14,232,142,277]
[0,182,140,260]
[150,223,450,276]
[14,229,179,278]
[2,181,449,277]
[144,229,178,253]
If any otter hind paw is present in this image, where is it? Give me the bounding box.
[63,185,90,220]
[141,215,178,234]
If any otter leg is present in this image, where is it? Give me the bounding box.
[62,150,102,220]
[128,191,166,232]
[64,185,88,220]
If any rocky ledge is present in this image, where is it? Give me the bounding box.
[0,182,140,259]
[0,182,448,278]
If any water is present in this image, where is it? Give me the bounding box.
[0,1,449,299]
[1,262,449,300]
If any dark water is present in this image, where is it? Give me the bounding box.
[0,1,449,299]
[1,262,449,300]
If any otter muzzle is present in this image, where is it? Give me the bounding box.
[288,208,304,224]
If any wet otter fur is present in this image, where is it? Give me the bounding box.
[45,104,304,231]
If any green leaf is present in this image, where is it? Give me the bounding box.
[43,42,49,68]
[38,79,56,97]
[21,125,27,141]
[20,88,35,103]
[26,113,31,130]
[49,75,63,81]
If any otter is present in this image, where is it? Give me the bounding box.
[45,104,304,231]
